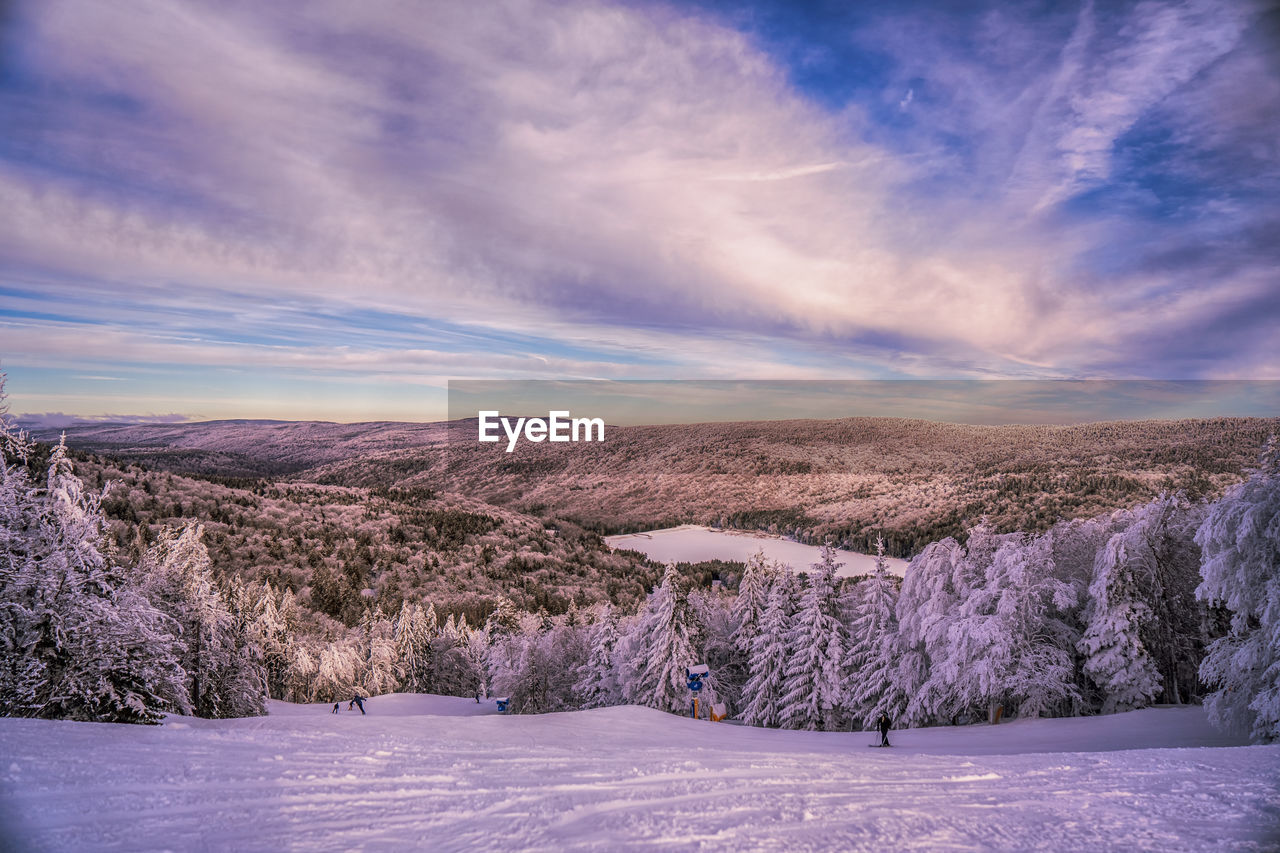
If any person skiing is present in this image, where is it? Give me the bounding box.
[877,712,892,747]
[331,703,340,714]
[349,695,366,715]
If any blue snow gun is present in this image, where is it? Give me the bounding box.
[686,664,709,719]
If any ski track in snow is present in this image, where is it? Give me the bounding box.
[1,697,1277,852]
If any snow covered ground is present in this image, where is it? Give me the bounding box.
[2,696,1277,852]
[605,525,910,577]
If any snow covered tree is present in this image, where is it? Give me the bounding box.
[940,532,1079,721]
[845,536,906,727]
[731,551,775,657]
[485,596,523,640]
[1079,494,1204,713]
[742,571,796,727]
[896,532,984,726]
[460,624,490,700]
[312,641,360,703]
[1078,531,1162,713]
[1,427,187,724]
[394,599,437,693]
[139,522,266,718]
[1195,438,1280,742]
[249,583,292,700]
[285,644,317,703]
[779,546,848,730]
[575,604,623,709]
[359,606,399,696]
[623,564,701,714]
[689,586,736,711]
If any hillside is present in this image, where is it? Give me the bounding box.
[43,415,1280,557]
[34,420,448,478]
[65,453,665,629]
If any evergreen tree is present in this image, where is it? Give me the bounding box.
[1195,438,1280,742]
[575,604,622,709]
[1,428,187,724]
[394,600,437,693]
[943,532,1079,721]
[1079,494,1204,713]
[742,572,796,727]
[623,565,700,714]
[779,546,848,730]
[250,583,292,700]
[139,522,266,718]
[846,536,905,727]
[731,551,775,658]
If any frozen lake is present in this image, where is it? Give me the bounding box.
[605,524,908,577]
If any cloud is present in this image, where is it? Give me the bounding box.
[0,0,1277,423]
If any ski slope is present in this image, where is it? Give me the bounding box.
[1,696,1277,852]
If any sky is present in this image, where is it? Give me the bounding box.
[1,0,1278,423]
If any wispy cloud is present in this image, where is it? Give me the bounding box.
[0,0,1276,420]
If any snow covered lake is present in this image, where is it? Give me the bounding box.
[2,696,1276,852]
[605,524,910,577]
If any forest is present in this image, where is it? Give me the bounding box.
[4,376,1278,742]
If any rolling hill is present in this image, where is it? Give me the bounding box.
[39,415,1280,557]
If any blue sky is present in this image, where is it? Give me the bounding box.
[1,0,1277,422]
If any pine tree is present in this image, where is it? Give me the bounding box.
[1079,494,1204,713]
[846,536,905,727]
[1,428,191,723]
[1195,438,1280,742]
[139,522,266,718]
[943,532,1079,721]
[250,583,292,699]
[731,551,775,658]
[1078,531,1162,713]
[742,572,796,727]
[575,604,622,709]
[623,565,700,714]
[779,546,848,730]
[394,600,437,693]
[359,606,399,696]
[485,596,523,639]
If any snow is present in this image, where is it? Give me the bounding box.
[2,698,1277,852]
[606,525,910,577]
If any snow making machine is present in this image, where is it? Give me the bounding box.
[686,664,710,719]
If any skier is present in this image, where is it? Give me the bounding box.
[331,703,340,714]
[349,695,366,715]
[877,712,892,747]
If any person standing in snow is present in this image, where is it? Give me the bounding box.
[331,703,340,714]
[877,712,892,747]
[349,695,366,715]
